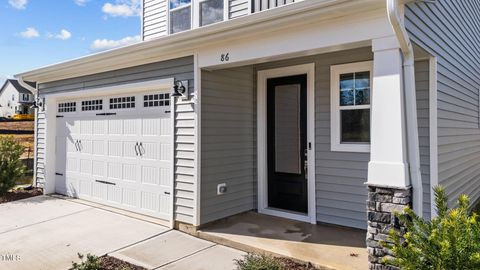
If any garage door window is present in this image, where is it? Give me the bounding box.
[81,99,103,111]
[58,102,76,113]
[110,96,135,109]
[143,93,170,107]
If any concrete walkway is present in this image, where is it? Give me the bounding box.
[0,196,244,270]
[197,212,368,270]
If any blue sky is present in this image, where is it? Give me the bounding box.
[0,0,142,84]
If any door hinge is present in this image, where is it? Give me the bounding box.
[55,172,64,176]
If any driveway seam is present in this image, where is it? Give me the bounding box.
[152,243,218,269]
[107,229,172,255]
[0,208,94,236]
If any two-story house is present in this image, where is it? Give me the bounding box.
[14,0,480,268]
[0,79,34,117]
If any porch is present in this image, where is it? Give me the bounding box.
[196,211,367,270]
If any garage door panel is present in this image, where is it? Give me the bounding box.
[79,159,93,175]
[92,160,105,177]
[92,181,108,199]
[108,141,124,157]
[92,140,105,155]
[93,119,107,135]
[80,120,93,135]
[123,141,139,159]
[56,90,172,221]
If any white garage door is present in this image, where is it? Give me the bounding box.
[55,91,173,221]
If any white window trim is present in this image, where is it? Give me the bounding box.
[169,0,193,34]
[330,61,373,153]
[194,0,229,28]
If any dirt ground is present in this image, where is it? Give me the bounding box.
[0,121,34,131]
[0,188,43,204]
[0,121,35,159]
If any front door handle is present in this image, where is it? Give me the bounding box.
[304,149,308,180]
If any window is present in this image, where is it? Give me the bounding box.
[170,0,191,34]
[144,93,170,107]
[82,99,103,111]
[199,0,224,26]
[330,61,372,152]
[109,96,135,109]
[58,102,77,113]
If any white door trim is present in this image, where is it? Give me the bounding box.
[257,63,316,224]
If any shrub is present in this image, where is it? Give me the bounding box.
[71,253,101,270]
[235,253,285,270]
[0,136,26,195]
[383,186,480,270]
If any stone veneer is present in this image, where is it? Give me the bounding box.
[366,185,412,270]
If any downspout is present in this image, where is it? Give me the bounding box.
[17,77,39,188]
[387,0,423,216]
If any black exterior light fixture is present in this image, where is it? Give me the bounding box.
[172,80,189,100]
[31,97,44,110]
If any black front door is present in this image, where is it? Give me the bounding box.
[267,74,308,214]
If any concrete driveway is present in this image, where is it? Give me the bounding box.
[0,196,244,270]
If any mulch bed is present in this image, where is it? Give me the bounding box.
[277,258,321,270]
[0,187,43,204]
[99,256,146,270]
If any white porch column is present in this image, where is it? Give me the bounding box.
[368,37,410,188]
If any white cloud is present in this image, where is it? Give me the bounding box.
[102,0,140,17]
[9,0,27,9]
[90,35,141,52]
[49,29,72,40]
[20,27,39,39]
[74,0,88,6]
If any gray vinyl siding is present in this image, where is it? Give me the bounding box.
[229,0,250,19]
[406,0,480,208]
[200,66,256,224]
[142,0,168,40]
[36,56,196,224]
[416,60,431,219]
[200,48,431,229]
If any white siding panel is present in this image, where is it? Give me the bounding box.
[143,0,168,40]
[229,0,250,19]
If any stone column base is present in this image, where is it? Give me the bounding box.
[366,185,411,270]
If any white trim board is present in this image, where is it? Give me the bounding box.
[257,63,316,224]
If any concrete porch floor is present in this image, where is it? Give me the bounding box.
[196,212,368,270]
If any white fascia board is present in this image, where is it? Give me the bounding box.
[15,0,383,83]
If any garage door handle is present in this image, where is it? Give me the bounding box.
[135,142,139,156]
[139,142,145,156]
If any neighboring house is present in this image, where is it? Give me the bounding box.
[0,79,34,117]
[14,0,480,268]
